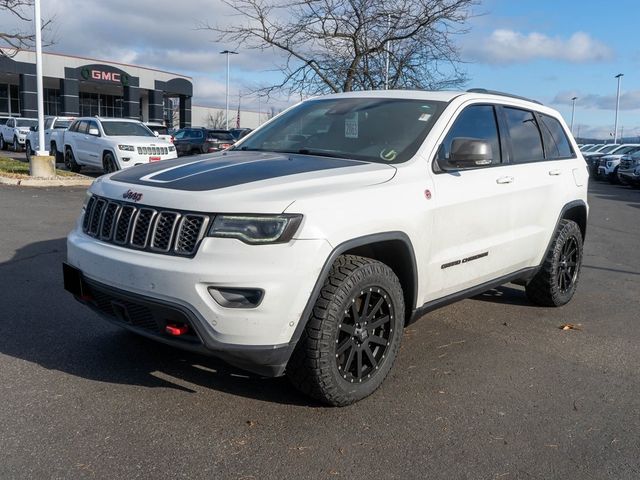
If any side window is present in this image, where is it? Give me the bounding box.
[503,107,544,163]
[439,105,502,166]
[44,118,53,129]
[87,120,99,135]
[77,120,89,134]
[68,121,78,132]
[538,114,574,159]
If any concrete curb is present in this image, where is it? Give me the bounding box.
[0,175,93,187]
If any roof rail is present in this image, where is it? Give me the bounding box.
[466,88,542,105]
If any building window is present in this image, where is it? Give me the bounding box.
[79,92,123,118]
[44,88,61,116]
[0,84,20,115]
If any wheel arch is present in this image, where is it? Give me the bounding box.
[290,232,418,347]
[560,200,588,240]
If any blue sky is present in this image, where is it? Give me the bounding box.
[1,0,638,138]
[463,0,640,139]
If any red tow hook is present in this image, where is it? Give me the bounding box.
[165,323,189,336]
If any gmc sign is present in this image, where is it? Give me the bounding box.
[79,65,131,86]
[91,70,121,82]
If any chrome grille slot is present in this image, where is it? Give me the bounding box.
[100,203,120,240]
[114,205,136,244]
[151,212,179,252]
[82,196,96,232]
[88,198,106,236]
[130,208,156,248]
[175,215,207,255]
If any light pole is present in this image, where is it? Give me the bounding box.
[220,50,238,129]
[384,13,391,90]
[570,96,577,136]
[613,73,623,144]
[34,0,45,156]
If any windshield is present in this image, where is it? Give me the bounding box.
[208,132,234,141]
[234,97,446,163]
[102,121,155,137]
[16,119,38,128]
[612,145,638,155]
[599,145,619,154]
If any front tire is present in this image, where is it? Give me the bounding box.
[25,141,32,162]
[0,135,5,150]
[526,219,583,307]
[102,152,119,174]
[287,255,405,406]
[13,136,20,152]
[64,147,81,173]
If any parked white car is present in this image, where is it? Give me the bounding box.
[595,144,640,182]
[0,117,38,152]
[59,117,177,174]
[25,116,75,162]
[144,122,173,143]
[64,89,588,405]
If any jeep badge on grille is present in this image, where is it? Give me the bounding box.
[123,190,143,202]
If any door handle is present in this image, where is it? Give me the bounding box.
[496,176,514,184]
[548,169,562,176]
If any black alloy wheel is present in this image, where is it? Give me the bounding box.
[335,287,395,384]
[556,235,579,294]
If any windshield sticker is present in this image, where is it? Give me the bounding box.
[345,114,358,139]
[418,113,432,122]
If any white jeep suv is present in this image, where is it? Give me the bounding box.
[64,89,589,406]
[61,117,177,174]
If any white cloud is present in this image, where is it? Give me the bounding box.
[553,90,640,111]
[467,29,614,64]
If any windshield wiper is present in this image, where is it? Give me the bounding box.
[287,149,353,159]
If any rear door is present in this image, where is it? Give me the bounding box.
[499,107,577,267]
[71,120,89,162]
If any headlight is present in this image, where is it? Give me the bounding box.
[118,145,135,151]
[81,191,93,212]
[208,214,302,244]
[606,161,612,167]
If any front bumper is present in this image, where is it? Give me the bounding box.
[66,227,332,376]
[618,170,640,185]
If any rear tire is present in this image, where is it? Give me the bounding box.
[64,147,81,173]
[526,220,583,307]
[287,255,405,406]
[0,135,5,150]
[50,142,63,163]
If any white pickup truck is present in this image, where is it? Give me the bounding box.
[57,117,177,174]
[0,117,38,152]
[26,116,75,163]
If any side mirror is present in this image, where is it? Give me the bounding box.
[88,128,100,136]
[29,126,36,131]
[442,138,493,170]
[153,131,159,137]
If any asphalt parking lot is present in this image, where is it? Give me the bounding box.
[0,180,638,479]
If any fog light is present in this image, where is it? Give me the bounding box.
[208,287,264,308]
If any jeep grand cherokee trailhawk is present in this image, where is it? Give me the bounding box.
[63,89,589,406]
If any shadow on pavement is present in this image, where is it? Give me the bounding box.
[471,285,533,307]
[0,237,318,406]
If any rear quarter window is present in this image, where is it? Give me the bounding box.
[538,114,575,159]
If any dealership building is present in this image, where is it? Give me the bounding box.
[0,49,194,127]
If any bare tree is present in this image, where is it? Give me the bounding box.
[207,0,477,96]
[206,110,227,128]
[1,0,53,58]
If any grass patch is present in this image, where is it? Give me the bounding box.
[0,156,78,178]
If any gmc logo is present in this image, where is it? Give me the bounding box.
[91,70,120,82]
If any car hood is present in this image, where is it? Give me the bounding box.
[94,151,397,213]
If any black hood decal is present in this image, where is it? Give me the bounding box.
[110,152,371,191]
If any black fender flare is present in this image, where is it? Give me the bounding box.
[289,231,418,347]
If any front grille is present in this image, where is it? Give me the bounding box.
[137,146,169,155]
[619,158,637,170]
[82,195,209,257]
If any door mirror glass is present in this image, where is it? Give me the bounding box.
[88,128,100,136]
[153,130,159,137]
[29,126,36,131]
[445,138,493,169]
